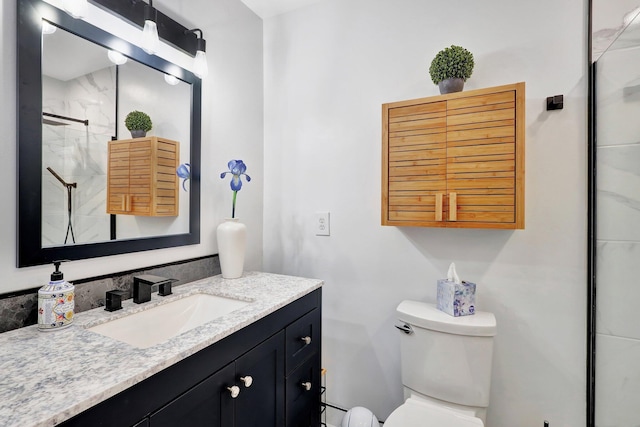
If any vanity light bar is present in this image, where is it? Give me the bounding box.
[89,0,201,57]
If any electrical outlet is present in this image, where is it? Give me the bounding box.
[315,212,330,236]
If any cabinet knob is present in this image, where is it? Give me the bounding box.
[301,336,312,345]
[240,376,253,387]
[227,385,240,398]
[301,381,312,391]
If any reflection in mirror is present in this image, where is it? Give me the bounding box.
[42,25,116,246]
[116,60,191,240]
[40,25,191,247]
[17,0,201,267]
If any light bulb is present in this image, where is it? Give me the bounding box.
[42,21,57,35]
[63,0,88,19]
[141,19,159,55]
[193,50,208,79]
[107,50,127,65]
[164,74,179,85]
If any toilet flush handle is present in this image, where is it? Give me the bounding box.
[395,323,413,335]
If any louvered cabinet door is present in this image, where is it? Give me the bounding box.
[154,139,179,216]
[445,83,524,228]
[107,140,131,214]
[129,139,152,215]
[383,100,448,226]
[382,82,524,229]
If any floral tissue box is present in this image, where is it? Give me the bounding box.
[437,279,476,317]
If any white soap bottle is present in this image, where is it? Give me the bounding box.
[38,261,75,331]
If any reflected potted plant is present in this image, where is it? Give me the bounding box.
[125,110,152,138]
[429,45,475,94]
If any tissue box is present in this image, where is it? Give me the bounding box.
[437,279,476,317]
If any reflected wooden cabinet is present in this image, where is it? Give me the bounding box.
[107,136,179,216]
[382,82,525,229]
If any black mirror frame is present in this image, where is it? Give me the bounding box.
[17,0,201,267]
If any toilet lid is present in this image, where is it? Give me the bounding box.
[384,399,484,427]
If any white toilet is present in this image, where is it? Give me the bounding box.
[385,300,497,427]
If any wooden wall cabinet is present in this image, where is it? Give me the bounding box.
[107,136,179,216]
[382,82,525,229]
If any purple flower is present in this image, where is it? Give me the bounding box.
[220,160,251,218]
[176,163,191,191]
[220,160,251,191]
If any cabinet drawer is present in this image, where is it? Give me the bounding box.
[286,354,321,427]
[286,308,320,373]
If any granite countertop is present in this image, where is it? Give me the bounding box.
[0,272,323,427]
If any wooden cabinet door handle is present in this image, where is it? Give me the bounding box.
[449,192,457,221]
[435,193,443,222]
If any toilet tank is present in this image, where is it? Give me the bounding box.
[396,300,497,408]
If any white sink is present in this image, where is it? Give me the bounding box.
[87,294,250,349]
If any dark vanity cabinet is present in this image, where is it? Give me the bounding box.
[150,333,284,427]
[61,289,321,427]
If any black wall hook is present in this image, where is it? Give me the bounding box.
[546,94,564,110]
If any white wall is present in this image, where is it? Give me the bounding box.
[116,60,191,239]
[263,0,588,426]
[0,0,263,291]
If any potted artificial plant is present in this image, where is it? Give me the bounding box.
[125,110,152,138]
[429,45,475,94]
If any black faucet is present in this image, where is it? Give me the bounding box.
[105,290,125,312]
[133,275,177,304]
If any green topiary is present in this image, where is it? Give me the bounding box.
[429,45,475,85]
[124,110,152,132]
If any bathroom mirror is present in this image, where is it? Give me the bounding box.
[17,0,201,267]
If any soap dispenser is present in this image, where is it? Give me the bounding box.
[38,260,75,331]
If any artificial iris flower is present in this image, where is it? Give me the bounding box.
[220,160,251,218]
[176,163,191,191]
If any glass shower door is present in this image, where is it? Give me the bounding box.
[594,14,640,426]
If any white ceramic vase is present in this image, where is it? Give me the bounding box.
[217,218,246,279]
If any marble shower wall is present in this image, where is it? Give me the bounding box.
[0,255,220,333]
[595,43,640,426]
[42,66,116,247]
